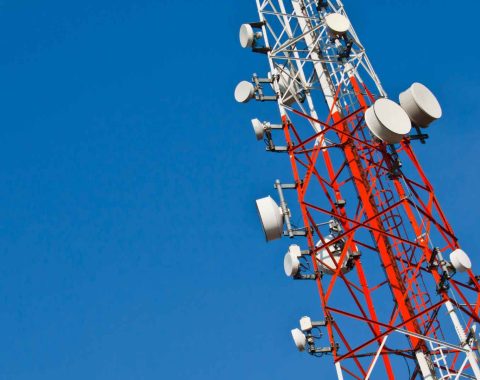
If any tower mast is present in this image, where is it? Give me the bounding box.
[236,1,480,379]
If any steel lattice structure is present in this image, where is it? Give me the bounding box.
[236,0,480,379]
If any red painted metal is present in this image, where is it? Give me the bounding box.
[275,74,480,378]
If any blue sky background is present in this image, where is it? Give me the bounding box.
[0,0,478,379]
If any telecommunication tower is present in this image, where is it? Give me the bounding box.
[234,1,480,379]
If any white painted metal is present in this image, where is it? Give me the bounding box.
[335,362,343,380]
[256,196,284,241]
[365,98,412,144]
[267,0,324,135]
[291,0,340,114]
[430,341,454,380]
[365,336,389,380]
[388,320,480,379]
[416,351,436,380]
[454,357,471,380]
[276,66,303,106]
[400,82,442,127]
[335,362,345,380]
[445,300,480,378]
[394,327,468,353]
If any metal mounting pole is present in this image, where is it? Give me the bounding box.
[275,179,294,238]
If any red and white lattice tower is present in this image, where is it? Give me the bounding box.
[234,1,480,379]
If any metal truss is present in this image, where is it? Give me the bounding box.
[246,0,480,378]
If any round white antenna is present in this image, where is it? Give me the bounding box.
[251,119,265,140]
[239,24,262,48]
[288,244,302,257]
[284,251,300,277]
[325,13,351,35]
[235,81,255,103]
[300,316,313,332]
[450,249,472,273]
[291,328,307,352]
[256,196,284,242]
[399,83,442,127]
[365,98,412,144]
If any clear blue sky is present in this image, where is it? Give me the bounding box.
[0,0,478,379]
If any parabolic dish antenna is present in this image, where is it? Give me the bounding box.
[256,196,284,242]
[239,24,255,48]
[234,81,255,103]
[291,328,307,352]
[251,118,265,140]
[450,249,472,273]
[325,13,351,35]
[284,251,300,277]
[365,98,412,144]
[399,82,442,127]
